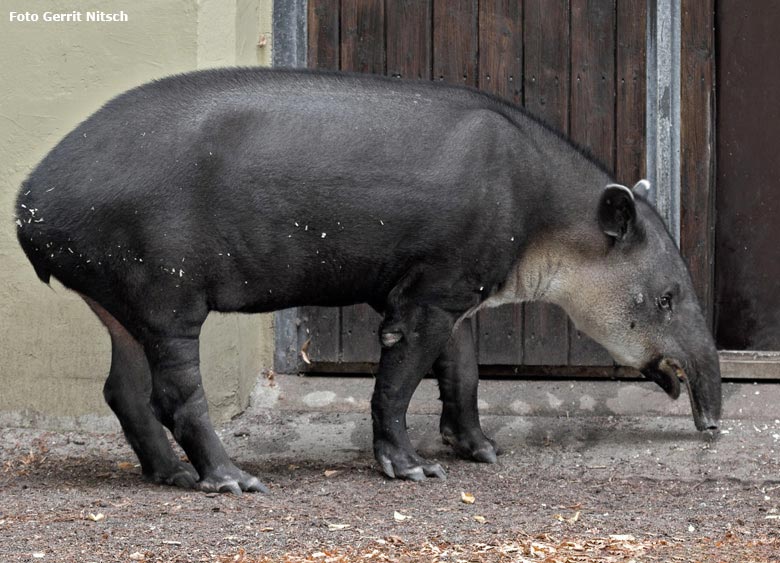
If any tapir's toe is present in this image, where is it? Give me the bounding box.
[470,446,498,464]
[168,467,200,489]
[380,459,447,482]
[396,465,425,481]
[375,440,447,482]
[144,460,199,489]
[243,476,269,493]
[442,430,502,464]
[197,466,268,495]
[421,462,447,479]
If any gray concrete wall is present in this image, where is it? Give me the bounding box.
[0,0,275,429]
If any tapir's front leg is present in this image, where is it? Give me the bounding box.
[434,317,501,463]
[371,271,462,480]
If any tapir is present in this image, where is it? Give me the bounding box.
[16,68,721,494]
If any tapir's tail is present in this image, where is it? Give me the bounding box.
[15,181,52,285]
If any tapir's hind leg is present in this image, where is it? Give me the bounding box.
[434,318,501,463]
[81,296,199,488]
[140,319,266,495]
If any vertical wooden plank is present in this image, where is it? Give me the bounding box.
[339,0,386,362]
[524,0,570,128]
[478,0,523,104]
[522,0,571,365]
[568,0,616,366]
[341,0,385,74]
[432,0,479,361]
[478,306,524,365]
[386,0,432,79]
[476,0,524,364]
[302,307,342,363]
[680,0,715,326]
[615,0,647,185]
[341,306,383,363]
[569,0,616,163]
[300,0,343,367]
[308,0,340,70]
[433,0,478,85]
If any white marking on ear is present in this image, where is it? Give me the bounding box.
[605,183,635,201]
[633,179,651,193]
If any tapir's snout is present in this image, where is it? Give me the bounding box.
[642,354,721,433]
[685,354,722,433]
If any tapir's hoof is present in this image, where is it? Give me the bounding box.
[197,466,268,495]
[374,440,447,481]
[442,430,502,464]
[144,460,199,489]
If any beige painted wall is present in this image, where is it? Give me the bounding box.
[0,0,275,429]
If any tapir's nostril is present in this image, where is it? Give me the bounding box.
[698,414,720,433]
[703,417,720,432]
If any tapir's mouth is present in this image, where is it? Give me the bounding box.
[641,357,685,400]
[641,357,720,433]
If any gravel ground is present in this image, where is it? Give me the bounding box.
[2,393,780,562]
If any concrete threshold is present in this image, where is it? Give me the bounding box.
[2,374,777,433]
[253,374,779,422]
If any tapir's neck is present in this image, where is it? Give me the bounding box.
[481,238,570,309]
[476,209,606,321]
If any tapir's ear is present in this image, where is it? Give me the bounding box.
[632,179,651,197]
[598,184,637,241]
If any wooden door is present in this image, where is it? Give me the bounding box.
[297,0,647,372]
[715,2,780,351]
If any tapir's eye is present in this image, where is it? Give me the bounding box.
[658,293,673,311]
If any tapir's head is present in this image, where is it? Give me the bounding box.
[547,180,721,432]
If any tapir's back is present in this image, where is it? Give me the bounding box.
[19,67,568,209]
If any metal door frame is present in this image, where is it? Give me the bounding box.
[271,0,307,373]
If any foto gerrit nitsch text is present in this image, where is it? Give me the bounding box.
[9,11,129,23]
